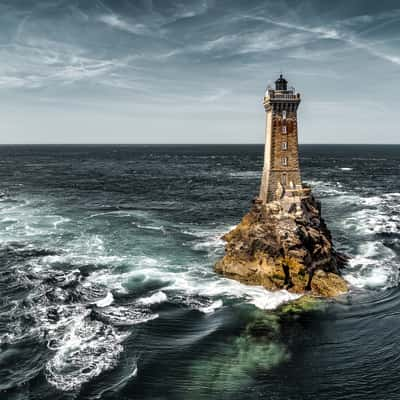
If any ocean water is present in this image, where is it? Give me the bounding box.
[0,144,399,400]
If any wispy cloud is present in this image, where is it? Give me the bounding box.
[0,75,37,89]
[199,88,230,103]
[98,14,149,36]
[171,1,211,19]
[242,14,400,66]
[0,39,125,89]
[244,15,340,40]
[339,8,400,28]
[50,59,117,82]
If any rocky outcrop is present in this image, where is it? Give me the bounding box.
[215,191,348,297]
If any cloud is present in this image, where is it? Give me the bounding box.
[0,76,35,89]
[199,88,230,103]
[339,8,400,28]
[243,14,400,66]
[50,58,117,82]
[244,15,340,40]
[98,14,149,36]
[0,38,125,89]
[161,29,323,60]
[0,1,398,96]
[167,0,212,20]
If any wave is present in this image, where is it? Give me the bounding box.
[85,210,151,219]
[83,254,302,313]
[345,210,399,235]
[138,291,168,305]
[228,171,260,178]
[133,223,166,233]
[92,306,159,326]
[337,192,400,291]
[183,225,236,256]
[303,179,347,196]
[44,313,126,391]
[95,291,114,307]
[0,255,158,391]
[342,242,398,290]
[198,299,223,313]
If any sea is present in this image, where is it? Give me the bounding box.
[0,144,399,400]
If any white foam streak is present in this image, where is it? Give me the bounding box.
[249,290,301,310]
[198,299,223,313]
[138,291,168,305]
[344,269,389,289]
[228,171,260,178]
[45,315,125,391]
[95,291,114,307]
[161,268,301,310]
[339,192,400,290]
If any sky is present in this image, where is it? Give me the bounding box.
[0,0,399,144]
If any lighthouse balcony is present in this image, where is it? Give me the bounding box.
[264,91,300,101]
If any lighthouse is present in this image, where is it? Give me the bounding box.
[216,75,348,296]
[259,74,303,203]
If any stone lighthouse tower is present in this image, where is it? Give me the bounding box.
[259,74,303,203]
[215,75,348,297]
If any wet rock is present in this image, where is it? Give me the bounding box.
[215,193,348,297]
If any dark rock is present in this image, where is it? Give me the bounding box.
[215,192,348,297]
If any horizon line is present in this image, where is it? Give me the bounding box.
[0,143,399,146]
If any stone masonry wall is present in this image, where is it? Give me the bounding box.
[260,105,302,203]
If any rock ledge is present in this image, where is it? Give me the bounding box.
[215,191,348,297]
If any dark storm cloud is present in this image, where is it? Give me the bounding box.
[0,0,399,143]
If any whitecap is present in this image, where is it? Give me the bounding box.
[345,209,399,235]
[53,216,71,228]
[184,225,236,256]
[1,217,18,223]
[343,242,399,290]
[192,236,225,252]
[95,291,114,307]
[85,210,150,219]
[360,196,383,206]
[248,289,301,310]
[45,315,126,391]
[303,180,346,196]
[164,270,301,311]
[228,171,260,178]
[133,223,166,233]
[344,269,391,289]
[198,299,223,314]
[95,306,158,326]
[138,291,168,305]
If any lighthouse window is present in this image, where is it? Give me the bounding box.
[282,142,287,150]
[282,125,287,134]
[282,157,288,166]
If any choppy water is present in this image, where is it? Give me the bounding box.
[0,144,399,400]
